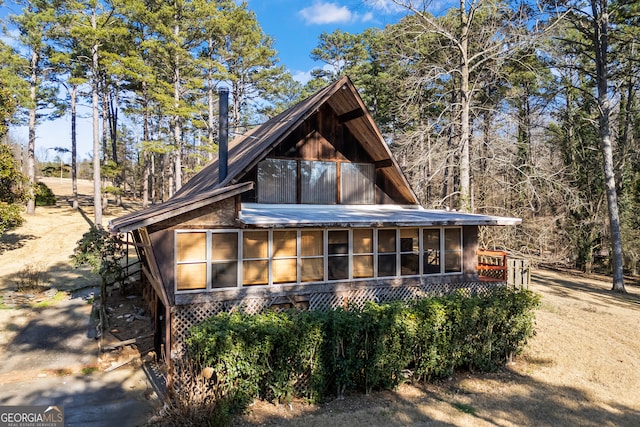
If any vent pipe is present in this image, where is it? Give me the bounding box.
[218,87,229,183]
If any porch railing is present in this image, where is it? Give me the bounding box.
[477,249,530,289]
[477,249,507,281]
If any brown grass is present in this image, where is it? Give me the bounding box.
[1,178,639,426]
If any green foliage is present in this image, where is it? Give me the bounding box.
[0,202,24,236]
[0,143,26,236]
[185,288,540,418]
[34,182,56,206]
[70,225,126,302]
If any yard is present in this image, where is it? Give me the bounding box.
[1,177,639,426]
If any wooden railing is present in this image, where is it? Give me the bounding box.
[477,249,508,281]
[477,249,530,288]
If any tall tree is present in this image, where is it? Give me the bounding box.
[369,0,541,212]
[9,0,63,215]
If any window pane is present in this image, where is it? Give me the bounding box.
[401,254,419,275]
[353,229,373,253]
[328,256,348,280]
[445,252,462,273]
[176,233,206,262]
[328,230,349,254]
[243,231,268,258]
[212,262,237,288]
[243,260,269,285]
[378,229,396,253]
[211,232,237,261]
[423,229,440,250]
[301,231,324,256]
[341,163,374,204]
[301,258,324,282]
[445,228,461,251]
[423,251,441,274]
[273,230,297,257]
[257,159,297,203]
[176,263,206,290]
[400,228,419,252]
[273,258,297,284]
[353,255,373,278]
[378,254,396,277]
[301,161,336,204]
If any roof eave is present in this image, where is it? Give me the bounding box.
[109,182,253,233]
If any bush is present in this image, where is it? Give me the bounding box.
[184,288,540,422]
[0,201,23,236]
[70,225,126,304]
[35,182,56,206]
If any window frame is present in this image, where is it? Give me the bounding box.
[174,226,465,293]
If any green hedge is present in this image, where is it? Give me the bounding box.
[186,287,540,412]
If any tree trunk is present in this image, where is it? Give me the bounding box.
[458,0,471,213]
[71,84,78,210]
[26,50,38,215]
[92,8,102,226]
[592,0,625,292]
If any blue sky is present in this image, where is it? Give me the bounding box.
[4,0,409,160]
[248,0,405,80]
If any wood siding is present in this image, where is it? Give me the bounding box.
[240,105,412,204]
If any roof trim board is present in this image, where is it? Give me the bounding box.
[239,203,522,228]
[109,182,253,233]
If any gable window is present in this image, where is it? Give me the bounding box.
[302,161,337,204]
[257,159,374,205]
[257,159,297,203]
[341,163,374,204]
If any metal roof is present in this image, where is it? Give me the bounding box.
[173,75,418,204]
[108,182,253,233]
[239,203,521,228]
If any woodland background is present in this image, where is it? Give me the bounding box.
[1,0,639,291]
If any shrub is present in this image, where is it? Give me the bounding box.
[0,201,23,236]
[70,225,126,304]
[184,288,540,422]
[35,182,56,206]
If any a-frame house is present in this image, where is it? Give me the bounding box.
[109,76,520,361]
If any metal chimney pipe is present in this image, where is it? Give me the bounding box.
[218,87,229,183]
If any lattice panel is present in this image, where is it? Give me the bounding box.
[171,281,506,356]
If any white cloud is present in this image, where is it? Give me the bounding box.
[299,2,353,25]
[367,0,404,13]
[292,70,313,85]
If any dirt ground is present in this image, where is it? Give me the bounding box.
[1,177,640,426]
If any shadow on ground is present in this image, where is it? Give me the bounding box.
[228,367,640,427]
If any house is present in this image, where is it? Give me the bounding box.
[109,76,520,361]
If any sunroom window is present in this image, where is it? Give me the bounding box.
[444,228,462,273]
[377,229,397,277]
[176,232,207,290]
[175,227,465,292]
